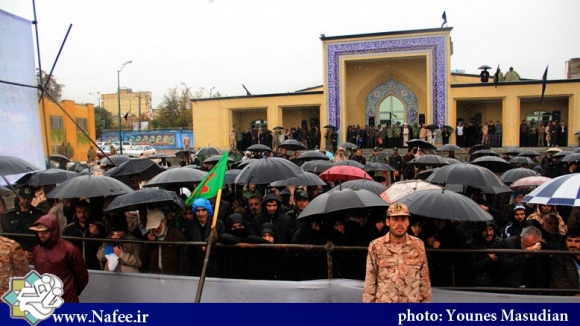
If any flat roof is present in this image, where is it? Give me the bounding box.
[191,90,323,102]
[451,78,580,88]
[320,27,453,41]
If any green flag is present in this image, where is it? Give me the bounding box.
[185,152,229,206]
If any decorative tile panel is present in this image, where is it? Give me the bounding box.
[365,79,418,125]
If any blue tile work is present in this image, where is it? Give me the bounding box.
[365,79,419,125]
[325,34,448,137]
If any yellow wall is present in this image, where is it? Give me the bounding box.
[39,98,96,162]
[192,93,323,150]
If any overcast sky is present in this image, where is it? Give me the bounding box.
[2,0,579,108]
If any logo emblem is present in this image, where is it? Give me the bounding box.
[2,271,64,325]
[393,203,404,211]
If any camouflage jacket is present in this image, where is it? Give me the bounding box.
[0,236,31,294]
[363,233,431,303]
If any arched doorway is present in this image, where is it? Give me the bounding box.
[365,79,418,126]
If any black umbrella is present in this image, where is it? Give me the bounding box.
[301,160,334,174]
[504,148,521,156]
[517,150,541,157]
[233,158,259,169]
[573,148,580,153]
[0,156,40,176]
[273,126,284,130]
[99,155,131,167]
[560,153,580,163]
[234,157,304,185]
[48,154,70,165]
[196,146,223,156]
[16,169,79,186]
[225,169,241,184]
[425,124,438,131]
[144,167,208,188]
[478,65,492,70]
[339,142,358,150]
[175,150,195,159]
[508,156,534,165]
[246,144,273,152]
[398,189,493,222]
[500,168,537,184]
[442,125,455,133]
[333,160,365,169]
[297,151,330,161]
[406,139,437,150]
[297,188,388,220]
[364,162,397,172]
[468,144,490,155]
[270,172,327,187]
[108,159,166,181]
[409,155,449,167]
[445,158,462,165]
[415,168,438,181]
[426,163,512,194]
[470,156,512,173]
[329,179,388,195]
[68,162,92,173]
[470,149,499,161]
[553,150,573,158]
[203,155,234,164]
[437,144,462,152]
[104,188,185,213]
[323,125,336,129]
[46,175,134,198]
[149,153,173,159]
[278,139,307,151]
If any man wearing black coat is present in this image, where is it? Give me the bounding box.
[464,221,502,287]
[497,226,550,289]
[550,228,580,293]
[251,193,293,243]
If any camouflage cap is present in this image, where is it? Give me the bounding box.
[387,203,410,217]
[294,188,309,200]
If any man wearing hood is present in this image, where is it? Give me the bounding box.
[29,214,89,303]
[251,193,293,243]
[527,204,567,235]
[502,204,532,238]
[464,221,502,287]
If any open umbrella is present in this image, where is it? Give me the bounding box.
[470,156,512,173]
[319,165,372,184]
[445,158,462,165]
[329,179,387,195]
[174,150,195,160]
[196,146,222,156]
[553,150,573,158]
[523,173,580,206]
[297,188,388,220]
[478,65,492,70]
[510,176,552,193]
[470,149,499,161]
[233,158,259,169]
[560,153,580,163]
[301,160,334,174]
[508,156,534,165]
[426,163,512,194]
[504,148,522,156]
[104,188,185,213]
[364,162,397,172]
[468,144,490,155]
[203,155,234,164]
[415,168,438,181]
[442,125,455,133]
[380,180,442,204]
[67,162,92,173]
[297,151,329,161]
[397,189,494,221]
[234,157,304,185]
[46,174,134,198]
[144,167,208,188]
[574,147,580,153]
[425,124,438,131]
[273,126,284,130]
[246,144,272,152]
[225,169,242,184]
[517,150,541,157]
[278,139,307,151]
[406,139,436,150]
[323,125,336,129]
[108,159,166,181]
[500,168,537,184]
[149,153,173,159]
[16,169,79,186]
[48,154,70,165]
[409,155,449,167]
[270,172,326,187]
[339,142,358,150]
[333,160,365,169]
[0,156,40,176]
[437,144,462,152]
[99,155,131,167]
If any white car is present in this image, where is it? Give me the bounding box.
[126,145,156,158]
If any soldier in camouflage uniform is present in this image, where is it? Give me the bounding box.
[0,236,31,294]
[363,203,431,303]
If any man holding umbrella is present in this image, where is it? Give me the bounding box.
[363,203,431,303]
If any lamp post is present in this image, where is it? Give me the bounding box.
[117,60,132,154]
[89,92,101,107]
[201,86,215,98]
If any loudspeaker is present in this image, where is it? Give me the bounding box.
[552,110,561,122]
[542,114,550,122]
[369,117,375,127]
[419,114,425,125]
[301,120,308,130]
[475,113,482,125]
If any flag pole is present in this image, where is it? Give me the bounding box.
[194,186,224,303]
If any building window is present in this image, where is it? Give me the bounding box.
[76,118,88,131]
[50,115,63,130]
[378,95,405,126]
[250,119,267,129]
[526,110,550,126]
